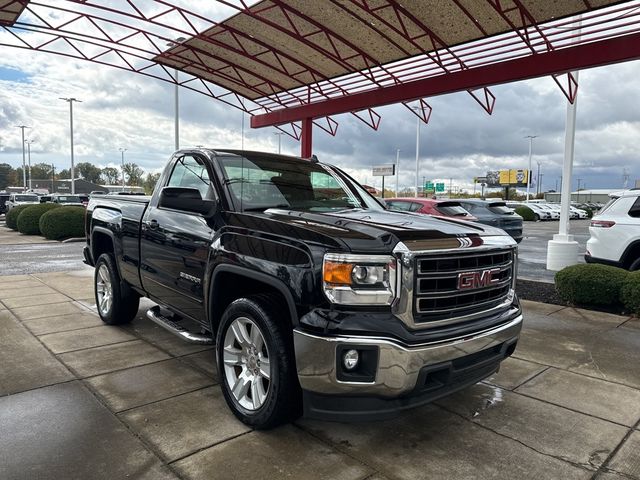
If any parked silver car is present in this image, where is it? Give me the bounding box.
[6,193,40,211]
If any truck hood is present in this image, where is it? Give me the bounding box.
[238,208,510,253]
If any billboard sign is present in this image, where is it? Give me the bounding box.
[486,169,529,187]
[372,164,395,176]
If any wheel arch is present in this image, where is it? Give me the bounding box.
[621,240,640,270]
[208,265,299,336]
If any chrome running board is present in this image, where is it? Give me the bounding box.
[146,306,213,345]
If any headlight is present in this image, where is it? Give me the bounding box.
[323,253,397,305]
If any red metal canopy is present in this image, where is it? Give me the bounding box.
[2,0,640,156]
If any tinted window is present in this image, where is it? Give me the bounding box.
[488,203,514,214]
[15,195,39,202]
[219,155,381,212]
[436,202,469,216]
[168,155,213,199]
[387,201,411,211]
[630,197,640,217]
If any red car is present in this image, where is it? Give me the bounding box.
[385,198,477,221]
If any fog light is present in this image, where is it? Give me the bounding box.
[343,349,359,371]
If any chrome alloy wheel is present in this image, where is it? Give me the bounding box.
[96,264,113,317]
[222,316,271,410]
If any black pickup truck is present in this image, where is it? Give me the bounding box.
[84,149,522,429]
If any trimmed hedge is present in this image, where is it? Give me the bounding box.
[16,203,62,235]
[515,206,535,221]
[39,206,85,240]
[555,263,629,306]
[621,271,640,314]
[6,204,33,230]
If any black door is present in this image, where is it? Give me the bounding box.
[140,154,216,322]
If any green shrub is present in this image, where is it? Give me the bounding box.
[39,206,85,240]
[585,208,594,219]
[515,206,535,221]
[16,203,62,235]
[621,271,640,314]
[555,263,629,306]
[6,204,33,230]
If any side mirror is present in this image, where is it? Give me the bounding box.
[159,187,215,215]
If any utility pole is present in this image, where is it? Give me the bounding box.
[59,97,81,194]
[25,139,34,190]
[274,131,284,154]
[536,161,541,196]
[449,178,453,197]
[51,164,55,193]
[577,178,582,203]
[525,135,537,203]
[395,149,400,196]
[119,148,127,191]
[15,125,30,191]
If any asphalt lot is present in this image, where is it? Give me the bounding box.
[517,219,590,283]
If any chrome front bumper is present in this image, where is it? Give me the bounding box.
[294,314,523,397]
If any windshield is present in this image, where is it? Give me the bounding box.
[16,195,38,202]
[219,155,382,213]
[435,203,469,216]
[488,203,514,214]
[57,196,81,203]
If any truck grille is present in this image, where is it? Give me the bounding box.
[414,249,514,324]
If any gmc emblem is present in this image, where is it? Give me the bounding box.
[457,268,501,290]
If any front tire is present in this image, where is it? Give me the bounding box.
[216,295,301,429]
[94,253,139,325]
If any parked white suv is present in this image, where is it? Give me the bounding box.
[586,190,640,270]
[5,193,40,211]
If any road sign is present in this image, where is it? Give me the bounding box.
[372,164,395,176]
[436,183,445,192]
[424,181,434,192]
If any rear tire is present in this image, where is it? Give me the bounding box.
[94,253,139,325]
[629,258,640,271]
[534,213,540,222]
[216,295,301,429]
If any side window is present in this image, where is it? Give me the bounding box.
[167,155,214,199]
[629,197,640,218]
[390,201,411,211]
[409,202,423,212]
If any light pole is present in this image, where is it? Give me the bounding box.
[15,125,30,191]
[577,178,582,204]
[25,139,34,190]
[167,37,186,151]
[119,148,127,191]
[411,109,421,198]
[525,135,537,203]
[60,97,81,194]
[395,149,400,196]
[536,161,541,196]
[274,131,284,154]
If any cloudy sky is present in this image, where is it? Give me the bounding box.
[0,1,639,194]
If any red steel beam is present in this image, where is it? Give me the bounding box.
[252,32,640,128]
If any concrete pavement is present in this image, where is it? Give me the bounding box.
[1,269,639,479]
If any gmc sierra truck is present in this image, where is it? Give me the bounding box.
[84,149,522,429]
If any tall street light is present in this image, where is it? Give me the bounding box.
[25,139,34,190]
[536,161,543,195]
[525,135,537,203]
[411,108,421,198]
[15,125,30,191]
[395,148,400,196]
[60,97,81,194]
[119,148,127,191]
[167,37,186,151]
[274,131,284,154]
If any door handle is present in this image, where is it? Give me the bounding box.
[146,219,159,230]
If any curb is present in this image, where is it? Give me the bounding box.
[61,237,85,243]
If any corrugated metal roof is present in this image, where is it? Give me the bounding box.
[155,0,624,102]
